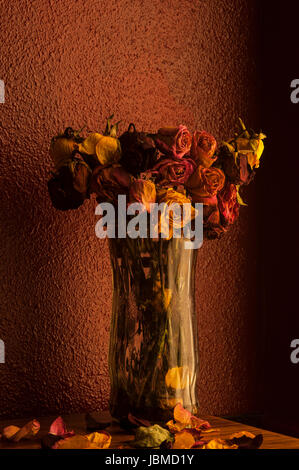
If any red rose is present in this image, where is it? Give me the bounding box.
[149,156,196,186]
[90,164,131,204]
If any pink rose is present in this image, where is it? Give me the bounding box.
[154,125,192,158]
[149,157,196,186]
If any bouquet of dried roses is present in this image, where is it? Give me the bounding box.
[48,116,265,240]
[47,117,265,422]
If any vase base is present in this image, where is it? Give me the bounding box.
[110,400,199,424]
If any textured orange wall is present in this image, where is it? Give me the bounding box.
[0,0,261,419]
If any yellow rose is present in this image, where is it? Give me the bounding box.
[156,188,197,239]
[50,136,78,169]
[79,133,121,165]
[234,135,265,169]
[223,119,266,170]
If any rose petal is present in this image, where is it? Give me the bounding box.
[2,425,20,440]
[166,420,186,433]
[10,420,40,442]
[54,435,91,449]
[49,416,67,436]
[172,430,195,449]
[202,439,238,449]
[86,431,111,449]
[173,403,192,425]
[227,431,263,449]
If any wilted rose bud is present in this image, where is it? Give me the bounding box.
[48,159,91,211]
[217,182,240,226]
[191,131,217,167]
[217,145,255,186]
[119,124,158,176]
[218,119,266,185]
[50,128,84,170]
[50,137,78,170]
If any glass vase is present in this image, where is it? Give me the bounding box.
[108,236,199,422]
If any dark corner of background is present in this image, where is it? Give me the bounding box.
[253,0,299,436]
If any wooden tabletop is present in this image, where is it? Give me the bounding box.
[1,412,299,450]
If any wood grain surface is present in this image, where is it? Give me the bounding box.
[1,412,299,449]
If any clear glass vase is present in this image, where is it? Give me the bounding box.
[108,236,199,422]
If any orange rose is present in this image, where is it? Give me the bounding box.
[191,131,217,167]
[186,165,225,202]
[129,179,156,212]
[155,188,197,239]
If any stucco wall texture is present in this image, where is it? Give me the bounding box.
[0,0,261,419]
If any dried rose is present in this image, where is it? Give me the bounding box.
[129,178,156,212]
[154,125,192,158]
[231,119,265,169]
[48,159,91,211]
[201,199,226,240]
[191,130,217,167]
[218,182,240,226]
[50,127,84,169]
[155,188,197,240]
[217,145,254,186]
[119,124,158,176]
[218,119,266,184]
[90,164,131,204]
[79,133,121,166]
[150,157,196,186]
[186,165,225,202]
